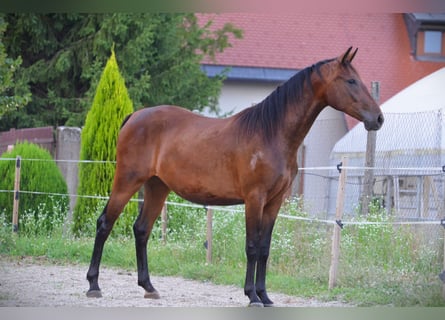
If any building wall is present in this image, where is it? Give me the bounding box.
[211,80,278,116]
[302,107,348,214]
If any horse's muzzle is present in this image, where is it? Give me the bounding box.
[365,113,384,131]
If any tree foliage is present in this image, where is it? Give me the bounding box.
[0,15,31,117]
[73,48,137,236]
[0,13,242,130]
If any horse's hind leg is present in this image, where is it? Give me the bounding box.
[86,201,113,297]
[133,177,170,299]
[86,179,143,297]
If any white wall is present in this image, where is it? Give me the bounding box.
[203,80,278,117]
[302,107,348,216]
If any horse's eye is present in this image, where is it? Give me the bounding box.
[347,79,357,85]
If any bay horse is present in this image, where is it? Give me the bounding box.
[86,47,383,306]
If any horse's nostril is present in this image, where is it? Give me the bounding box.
[377,114,384,125]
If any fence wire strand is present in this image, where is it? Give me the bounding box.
[0,152,444,227]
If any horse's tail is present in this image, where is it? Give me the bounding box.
[120,113,133,130]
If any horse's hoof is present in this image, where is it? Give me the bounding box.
[86,290,102,298]
[263,302,274,307]
[144,290,160,299]
[248,301,264,307]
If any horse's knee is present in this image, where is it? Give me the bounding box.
[96,212,116,237]
[133,217,149,244]
[259,245,270,261]
[245,240,260,261]
[133,221,146,237]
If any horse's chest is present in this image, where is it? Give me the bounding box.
[249,151,265,171]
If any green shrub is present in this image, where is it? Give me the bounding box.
[0,141,68,234]
[73,48,137,236]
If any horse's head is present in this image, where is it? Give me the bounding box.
[319,47,384,131]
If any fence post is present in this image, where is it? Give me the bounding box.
[12,156,21,233]
[361,81,380,216]
[206,206,213,264]
[328,156,348,289]
[161,205,167,244]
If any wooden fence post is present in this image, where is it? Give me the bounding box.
[12,156,21,233]
[206,206,213,264]
[361,81,380,216]
[161,205,167,244]
[328,156,348,289]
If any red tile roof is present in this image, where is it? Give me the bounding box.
[198,13,445,129]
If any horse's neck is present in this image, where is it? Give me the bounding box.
[283,98,326,155]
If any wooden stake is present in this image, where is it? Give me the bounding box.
[329,156,348,289]
[12,156,21,233]
[161,205,167,244]
[361,81,380,216]
[206,207,213,264]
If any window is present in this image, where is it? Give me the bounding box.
[424,31,442,53]
[416,30,445,61]
[403,13,445,62]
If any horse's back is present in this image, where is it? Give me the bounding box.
[116,105,245,203]
[124,105,224,132]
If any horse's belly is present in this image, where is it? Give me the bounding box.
[177,192,244,206]
[160,167,243,206]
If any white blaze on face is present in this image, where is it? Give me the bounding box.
[250,151,264,171]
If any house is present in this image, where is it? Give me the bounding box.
[198,13,445,215]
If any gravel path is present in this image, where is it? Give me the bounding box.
[0,256,351,307]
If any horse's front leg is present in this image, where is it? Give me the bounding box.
[244,236,262,306]
[255,197,283,307]
[243,197,265,307]
[254,219,276,307]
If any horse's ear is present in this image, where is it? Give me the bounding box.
[341,47,353,64]
[350,48,358,63]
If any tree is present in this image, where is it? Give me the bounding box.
[73,47,137,236]
[0,15,31,117]
[0,13,242,130]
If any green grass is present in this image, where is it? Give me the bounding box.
[0,197,444,306]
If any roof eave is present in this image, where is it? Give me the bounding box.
[201,64,299,82]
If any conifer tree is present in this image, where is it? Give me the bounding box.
[73,48,137,235]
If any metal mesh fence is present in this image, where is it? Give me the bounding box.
[327,109,444,220]
[287,109,444,230]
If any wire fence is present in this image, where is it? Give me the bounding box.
[0,156,444,226]
[1,109,444,300]
[0,156,444,298]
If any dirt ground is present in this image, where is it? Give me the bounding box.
[0,256,351,307]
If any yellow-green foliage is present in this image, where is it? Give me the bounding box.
[73,48,138,236]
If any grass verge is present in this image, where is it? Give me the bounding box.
[0,198,444,306]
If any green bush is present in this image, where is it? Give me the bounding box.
[0,141,68,234]
[73,48,137,236]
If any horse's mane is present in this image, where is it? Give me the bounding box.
[234,58,335,143]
